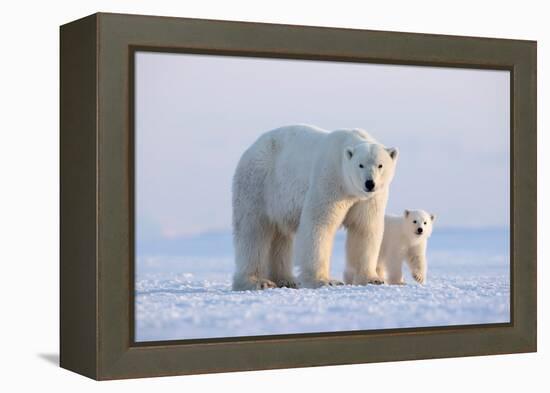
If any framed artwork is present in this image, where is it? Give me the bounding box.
[60,12,536,380]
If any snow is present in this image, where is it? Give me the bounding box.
[135,228,510,342]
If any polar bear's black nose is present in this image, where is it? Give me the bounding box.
[365,179,375,192]
[417,227,423,234]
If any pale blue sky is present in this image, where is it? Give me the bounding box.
[135,51,510,240]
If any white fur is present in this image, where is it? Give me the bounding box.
[376,209,436,285]
[232,124,398,290]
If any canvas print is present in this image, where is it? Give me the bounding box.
[134,51,510,342]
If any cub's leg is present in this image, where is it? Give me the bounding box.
[406,253,427,284]
[384,255,405,285]
[232,216,276,291]
[268,229,298,288]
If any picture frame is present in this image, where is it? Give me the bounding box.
[60,12,536,380]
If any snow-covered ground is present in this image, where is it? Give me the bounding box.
[135,228,510,342]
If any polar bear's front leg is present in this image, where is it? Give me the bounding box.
[343,198,386,285]
[296,224,343,288]
[296,196,351,288]
[345,228,384,284]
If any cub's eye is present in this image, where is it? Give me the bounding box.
[359,164,364,168]
[378,164,383,169]
[413,220,417,224]
[424,222,427,225]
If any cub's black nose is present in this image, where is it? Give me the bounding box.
[365,179,375,192]
[417,228,423,234]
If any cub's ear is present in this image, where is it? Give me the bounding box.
[386,147,399,160]
[430,213,436,222]
[345,146,354,160]
[404,209,410,217]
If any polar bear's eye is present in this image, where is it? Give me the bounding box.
[413,220,417,224]
[378,164,383,169]
[359,164,364,168]
[424,222,427,225]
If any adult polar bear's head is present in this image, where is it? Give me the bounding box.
[343,142,398,199]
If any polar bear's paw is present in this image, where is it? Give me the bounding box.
[367,273,385,285]
[276,279,298,289]
[259,279,277,290]
[316,278,344,288]
[352,274,384,285]
[412,272,425,285]
[325,278,344,287]
[232,277,277,291]
[385,278,405,285]
[300,278,344,288]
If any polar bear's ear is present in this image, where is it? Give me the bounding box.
[345,146,354,160]
[404,209,410,217]
[430,213,436,222]
[386,147,399,160]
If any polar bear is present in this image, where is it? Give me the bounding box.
[232,124,398,290]
[375,209,436,285]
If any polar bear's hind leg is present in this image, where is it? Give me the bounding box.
[232,219,277,290]
[232,140,278,291]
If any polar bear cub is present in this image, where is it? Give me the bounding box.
[376,209,436,285]
[232,124,399,290]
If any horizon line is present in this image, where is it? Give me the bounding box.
[141,225,511,241]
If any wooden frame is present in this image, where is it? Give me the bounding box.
[60,12,537,380]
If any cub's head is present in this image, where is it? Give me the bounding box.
[403,209,436,239]
[343,142,398,199]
